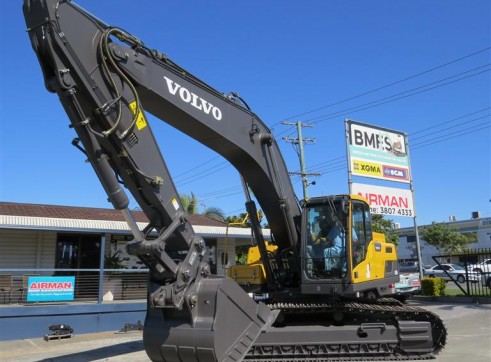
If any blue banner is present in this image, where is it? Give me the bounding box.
[27,276,75,302]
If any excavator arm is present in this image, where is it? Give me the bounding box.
[23,1,284,360]
[24,0,302,280]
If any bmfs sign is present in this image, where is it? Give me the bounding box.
[27,276,75,302]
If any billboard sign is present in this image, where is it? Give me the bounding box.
[347,120,410,183]
[352,183,414,217]
[27,276,75,302]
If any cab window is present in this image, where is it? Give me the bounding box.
[304,202,346,279]
[351,201,372,269]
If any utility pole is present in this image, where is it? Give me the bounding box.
[282,121,320,199]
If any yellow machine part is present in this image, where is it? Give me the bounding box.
[227,243,277,285]
[351,231,398,283]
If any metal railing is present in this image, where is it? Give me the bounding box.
[0,268,149,305]
[429,248,491,297]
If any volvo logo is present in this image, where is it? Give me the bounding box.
[164,76,222,121]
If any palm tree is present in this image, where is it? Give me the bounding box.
[202,207,226,222]
[179,193,225,222]
[180,193,198,214]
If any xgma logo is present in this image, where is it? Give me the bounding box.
[353,161,381,174]
[362,164,381,173]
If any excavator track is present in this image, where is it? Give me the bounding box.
[244,299,446,361]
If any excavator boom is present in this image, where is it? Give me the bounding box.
[23,1,277,360]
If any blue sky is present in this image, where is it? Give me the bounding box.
[1,0,490,228]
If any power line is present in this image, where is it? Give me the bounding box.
[409,107,490,136]
[276,65,490,140]
[178,108,490,207]
[176,163,230,187]
[215,119,489,215]
[174,49,491,184]
[173,155,221,179]
[198,186,243,198]
[307,159,347,174]
[303,110,490,176]
[412,121,491,149]
[174,159,228,183]
[273,46,491,126]
[410,114,490,142]
[305,156,345,169]
[307,65,490,124]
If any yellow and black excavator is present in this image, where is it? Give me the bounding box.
[23,1,446,361]
[228,195,398,300]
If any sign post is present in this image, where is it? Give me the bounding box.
[346,119,423,278]
[405,134,424,279]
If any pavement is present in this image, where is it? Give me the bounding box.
[1,299,490,362]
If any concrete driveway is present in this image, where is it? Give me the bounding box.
[1,299,490,362]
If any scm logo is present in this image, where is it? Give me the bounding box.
[382,165,409,181]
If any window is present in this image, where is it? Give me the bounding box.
[351,201,372,269]
[406,235,416,243]
[56,233,101,269]
[304,201,347,279]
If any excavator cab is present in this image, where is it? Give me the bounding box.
[301,194,399,298]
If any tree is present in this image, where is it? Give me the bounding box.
[180,193,198,214]
[202,207,226,222]
[420,223,472,254]
[179,193,225,222]
[371,214,399,245]
[234,245,249,265]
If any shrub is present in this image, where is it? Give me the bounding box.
[421,277,446,296]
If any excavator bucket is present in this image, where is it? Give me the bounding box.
[143,277,273,362]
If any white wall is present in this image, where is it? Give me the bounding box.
[0,229,56,274]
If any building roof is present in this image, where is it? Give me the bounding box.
[396,217,491,237]
[0,202,265,238]
[0,202,225,226]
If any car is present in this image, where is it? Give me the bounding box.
[398,261,420,273]
[466,259,491,274]
[394,272,421,302]
[423,263,480,283]
[481,272,491,289]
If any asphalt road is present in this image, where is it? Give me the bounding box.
[1,299,490,362]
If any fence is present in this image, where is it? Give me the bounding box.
[430,248,491,297]
[0,268,149,305]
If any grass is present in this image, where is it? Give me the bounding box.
[444,287,491,297]
[444,288,466,296]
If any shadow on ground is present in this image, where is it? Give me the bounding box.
[38,340,144,362]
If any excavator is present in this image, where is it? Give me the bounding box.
[23,1,446,361]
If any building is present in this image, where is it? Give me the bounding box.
[396,214,491,265]
[0,201,267,341]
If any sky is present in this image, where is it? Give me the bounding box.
[1,0,490,228]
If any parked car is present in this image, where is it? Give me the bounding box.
[398,260,419,273]
[481,272,491,289]
[467,259,491,274]
[423,263,479,283]
[395,272,421,302]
